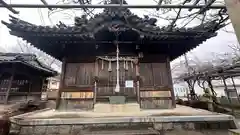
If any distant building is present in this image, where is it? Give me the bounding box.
[175,77,240,98]
[173,82,189,99]
[47,75,60,91]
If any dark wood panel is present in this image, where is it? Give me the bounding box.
[64,63,78,86]
[139,63,154,86]
[97,87,114,96]
[152,63,168,86]
[64,63,95,87]
[139,54,167,63]
[97,87,136,97]
[66,56,96,63]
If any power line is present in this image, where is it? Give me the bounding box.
[0,4,226,9]
[0,0,19,14]
[38,8,45,25]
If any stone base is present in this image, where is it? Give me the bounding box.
[11,122,233,135]
[93,103,140,113]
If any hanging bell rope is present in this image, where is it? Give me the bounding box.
[131,61,134,71]
[108,61,112,72]
[101,59,104,70]
[125,61,128,70]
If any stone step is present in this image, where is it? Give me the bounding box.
[94,103,140,113]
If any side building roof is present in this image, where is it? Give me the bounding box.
[0,52,58,77]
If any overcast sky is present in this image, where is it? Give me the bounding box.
[0,0,239,66]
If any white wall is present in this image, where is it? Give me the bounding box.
[173,82,189,97]
[47,77,60,90]
[175,77,240,97]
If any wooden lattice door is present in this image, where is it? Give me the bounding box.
[96,58,137,102]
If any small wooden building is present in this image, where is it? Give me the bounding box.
[2,0,226,110]
[0,53,57,104]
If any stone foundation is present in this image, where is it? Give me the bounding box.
[11,122,233,135]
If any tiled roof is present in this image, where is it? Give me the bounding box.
[0,52,58,76]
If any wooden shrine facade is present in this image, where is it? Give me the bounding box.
[0,53,57,104]
[55,54,173,110]
[2,0,228,110]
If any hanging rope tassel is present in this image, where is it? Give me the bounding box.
[101,59,104,70]
[125,61,128,70]
[131,61,134,71]
[108,61,112,72]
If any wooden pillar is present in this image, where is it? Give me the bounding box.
[56,58,66,109]
[166,57,176,108]
[93,59,98,104]
[5,64,16,104]
[135,60,140,103]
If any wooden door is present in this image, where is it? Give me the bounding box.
[96,58,137,100]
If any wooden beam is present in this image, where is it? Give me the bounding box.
[225,0,240,42]
[55,57,66,109]
[166,56,176,108]
[5,64,16,104]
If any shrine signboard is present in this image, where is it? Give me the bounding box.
[225,0,240,42]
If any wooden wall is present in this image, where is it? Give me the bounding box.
[60,62,95,110]
[0,64,45,104]
[64,63,95,88]
[58,55,175,110]
[138,62,173,109]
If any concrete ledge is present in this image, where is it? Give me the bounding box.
[11,122,233,135]
[229,129,240,135]
[10,114,235,126]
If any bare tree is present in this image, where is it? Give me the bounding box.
[172,51,234,83]
[228,43,240,63]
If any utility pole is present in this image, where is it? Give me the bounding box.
[225,0,240,43]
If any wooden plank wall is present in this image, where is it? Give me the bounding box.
[64,63,95,87]
[59,55,174,110]
[139,62,173,109]
[0,71,42,104]
[60,63,95,110]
